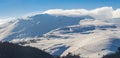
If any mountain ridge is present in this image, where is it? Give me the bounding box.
[0,14,93,41]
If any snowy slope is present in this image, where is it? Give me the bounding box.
[1,7,120,58]
[0,20,19,41]
[0,14,93,41]
[24,19,120,58]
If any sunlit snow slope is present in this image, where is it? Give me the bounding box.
[0,14,92,41]
[24,19,120,58]
[1,7,120,58]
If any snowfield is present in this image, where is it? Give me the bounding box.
[0,14,92,41]
[24,19,120,58]
[0,7,120,58]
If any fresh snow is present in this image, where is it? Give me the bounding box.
[24,19,120,58]
[0,9,120,58]
[0,14,93,41]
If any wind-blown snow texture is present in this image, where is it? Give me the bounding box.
[0,14,92,41]
[24,19,120,58]
[0,7,120,58]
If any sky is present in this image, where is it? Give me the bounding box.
[0,0,119,18]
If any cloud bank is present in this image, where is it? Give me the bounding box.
[79,19,115,26]
[43,7,120,19]
[0,17,15,25]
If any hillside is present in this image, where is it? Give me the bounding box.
[0,14,92,41]
[0,42,53,58]
[0,7,120,58]
[23,19,120,58]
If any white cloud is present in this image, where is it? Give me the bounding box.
[1,7,119,26]
[43,7,120,19]
[43,9,89,16]
[0,17,15,25]
[89,7,113,20]
[80,19,115,26]
[113,9,120,18]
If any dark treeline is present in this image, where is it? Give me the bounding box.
[0,42,119,58]
[102,47,120,58]
[0,42,53,58]
[0,42,82,58]
[59,53,81,58]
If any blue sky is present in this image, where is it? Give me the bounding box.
[0,0,119,18]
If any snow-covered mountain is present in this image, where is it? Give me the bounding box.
[1,7,120,58]
[0,14,93,41]
[22,19,120,58]
[0,14,120,58]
